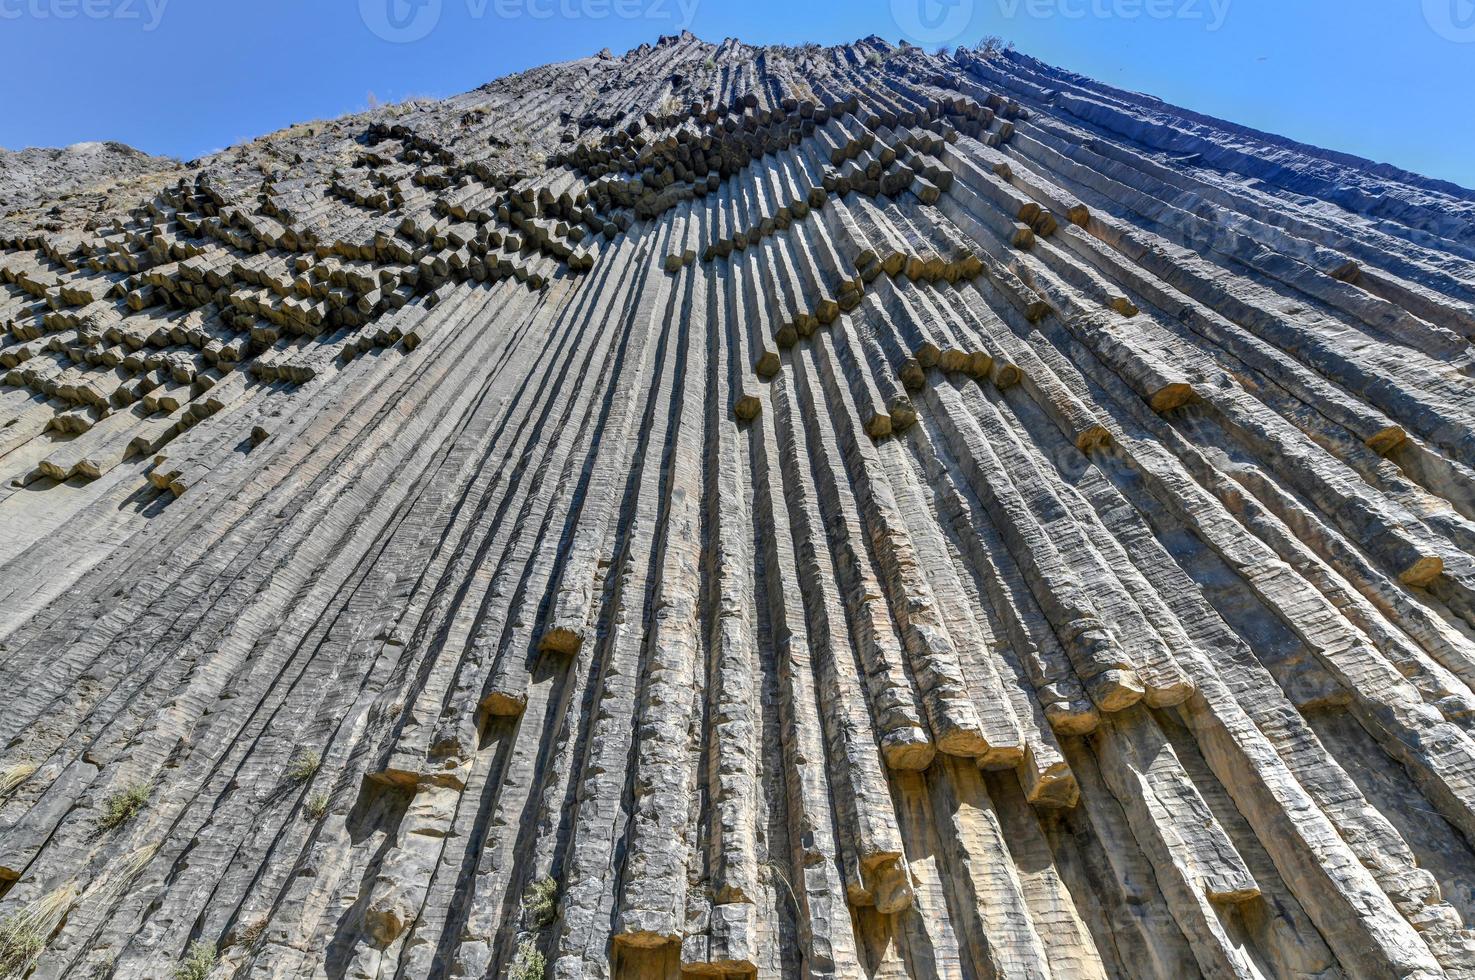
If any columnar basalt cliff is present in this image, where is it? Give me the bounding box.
[2,31,1475,979]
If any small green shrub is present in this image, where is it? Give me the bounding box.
[304,792,330,821]
[173,940,216,980]
[508,939,546,980]
[286,751,320,784]
[98,782,150,830]
[521,877,558,930]
[702,56,716,70]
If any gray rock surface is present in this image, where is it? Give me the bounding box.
[0,140,178,230]
[1,31,1475,980]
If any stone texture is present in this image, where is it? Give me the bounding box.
[1,32,1475,980]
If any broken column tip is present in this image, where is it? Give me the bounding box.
[538,626,583,656]
[880,731,938,772]
[1085,669,1147,714]
[1148,382,1197,413]
[1398,555,1444,588]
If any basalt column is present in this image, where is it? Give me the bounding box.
[2,32,1475,980]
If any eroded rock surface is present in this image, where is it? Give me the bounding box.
[2,32,1475,980]
[0,141,180,233]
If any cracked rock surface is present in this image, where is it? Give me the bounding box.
[0,141,180,232]
[2,31,1475,980]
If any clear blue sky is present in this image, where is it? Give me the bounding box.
[1,0,1471,187]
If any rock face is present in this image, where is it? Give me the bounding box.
[0,141,179,233]
[2,31,1475,980]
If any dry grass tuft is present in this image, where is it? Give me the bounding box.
[0,763,37,797]
[0,882,81,977]
[304,792,330,821]
[286,751,320,784]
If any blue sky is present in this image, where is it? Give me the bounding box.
[0,0,1471,187]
